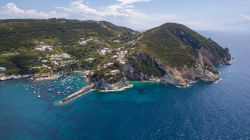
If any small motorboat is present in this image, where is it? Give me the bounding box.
[48,88,53,92]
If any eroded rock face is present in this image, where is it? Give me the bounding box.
[197,47,231,67]
[199,72,220,83]
[123,53,164,81]
[154,59,188,87]
[180,65,219,83]
[123,64,144,81]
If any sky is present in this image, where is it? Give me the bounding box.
[0,0,250,32]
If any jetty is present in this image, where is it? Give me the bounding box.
[60,83,94,103]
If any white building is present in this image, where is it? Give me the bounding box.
[35,42,53,52]
[0,67,6,72]
[98,48,112,55]
[113,39,121,43]
[50,53,71,61]
[85,58,95,62]
[112,55,118,59]
[110,70,120,75]
[79,38,93,45]
[41,60,48,63]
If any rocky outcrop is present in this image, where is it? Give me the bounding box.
[154,59,188,87]
[197,47,231,67]
[90,47,229,90]
[180,65,219,83]
[199,72,220,82]
[94,77,129,90]
[91,50,226,90]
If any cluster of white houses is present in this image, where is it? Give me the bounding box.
[30,53,76,72]
[0,36,136,81]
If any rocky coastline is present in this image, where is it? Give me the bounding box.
[0,73,62,82]
[32,73,62,81]
[0,74,31,81]
[90,47,231,90]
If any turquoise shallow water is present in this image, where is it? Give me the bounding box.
[1,32,250,140]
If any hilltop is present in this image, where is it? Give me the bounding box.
[0,19,231,89]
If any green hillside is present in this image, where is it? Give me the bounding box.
[140,23,230,67]
[0,19,138,75]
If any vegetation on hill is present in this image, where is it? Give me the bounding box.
[139,23,230,68]
[0,19,136,51]
[0,19,138,75]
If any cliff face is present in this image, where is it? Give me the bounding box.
[92,48,230,89]
[123,52,223,87]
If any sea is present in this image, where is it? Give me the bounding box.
[0,31,250,140]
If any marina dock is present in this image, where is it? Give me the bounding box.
[60,83,94,103]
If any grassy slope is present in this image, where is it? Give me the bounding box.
[140,23,195,67]
[0,19,134,51]
[139,23,227,68]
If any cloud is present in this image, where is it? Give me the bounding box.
[0,0,223,31]
[0,3,65,19]
[117,0,151,5]
[240,14,250,21]
[60,0,104,16]
[58,0,150,17]
[55,0,180,30]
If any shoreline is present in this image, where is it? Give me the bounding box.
[0,74,31,81]
[98,84,134,92]
[33,73,62,81]
[0,73,62,82]
[213,78,222,84]
[0,72,222,91]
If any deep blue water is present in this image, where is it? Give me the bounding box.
[1,32,250,140]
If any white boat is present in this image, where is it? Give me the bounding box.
[48,88,53,92]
